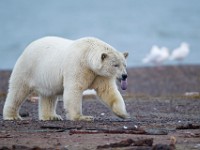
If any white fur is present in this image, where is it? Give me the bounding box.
[3,36,129,121]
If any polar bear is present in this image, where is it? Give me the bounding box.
[3,36,129,121]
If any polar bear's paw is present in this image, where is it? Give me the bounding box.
[40,115,63,121]
[3,115,22,120]
[72,115,94,121]
[79,115,94,121]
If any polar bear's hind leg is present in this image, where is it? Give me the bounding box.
[3,83,30,120]
[63,89,94,121]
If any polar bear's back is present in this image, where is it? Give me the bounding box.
[10,37,75,92]
[23,36,73,61]
[14,37,73,71]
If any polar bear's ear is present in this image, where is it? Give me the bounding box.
[123,52,129,59]
[101,53,107,61]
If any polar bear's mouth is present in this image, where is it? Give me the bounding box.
[118,74,128,90]
[121,79,127,90]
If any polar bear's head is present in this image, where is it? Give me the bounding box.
[87,39,128,90]
[97,51,128,90]
[97,51,128,78]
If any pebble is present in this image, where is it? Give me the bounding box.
[101,113,105,116]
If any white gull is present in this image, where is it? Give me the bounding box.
[142,45,169,66]
[170,42,190,61]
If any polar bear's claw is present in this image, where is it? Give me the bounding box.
[79,115,94,121]
[52,115,63,121]
[3,115,22,120]
[72,115,94,121]
[40,115,63,121]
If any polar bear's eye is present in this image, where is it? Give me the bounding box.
[114,64,120,67]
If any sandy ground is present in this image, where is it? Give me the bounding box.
[0,65,200,150]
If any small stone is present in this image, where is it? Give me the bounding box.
[123,126,128,129]
[101,113,105,116]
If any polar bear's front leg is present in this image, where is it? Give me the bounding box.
[63,89,94,121]
[109,90,130,119]
[100,91,129,119]
[95,78,129,119]
[38,96,63,120]
[99,90,129,119]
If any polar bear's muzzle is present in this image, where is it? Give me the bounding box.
[118,74,128,90]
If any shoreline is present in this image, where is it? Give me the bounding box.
[1,64,200,97]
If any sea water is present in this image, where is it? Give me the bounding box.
[0,0,200,69]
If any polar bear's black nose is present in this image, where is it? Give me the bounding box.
[122,74,128,80]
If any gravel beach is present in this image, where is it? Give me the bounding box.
[0,65,200,150]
